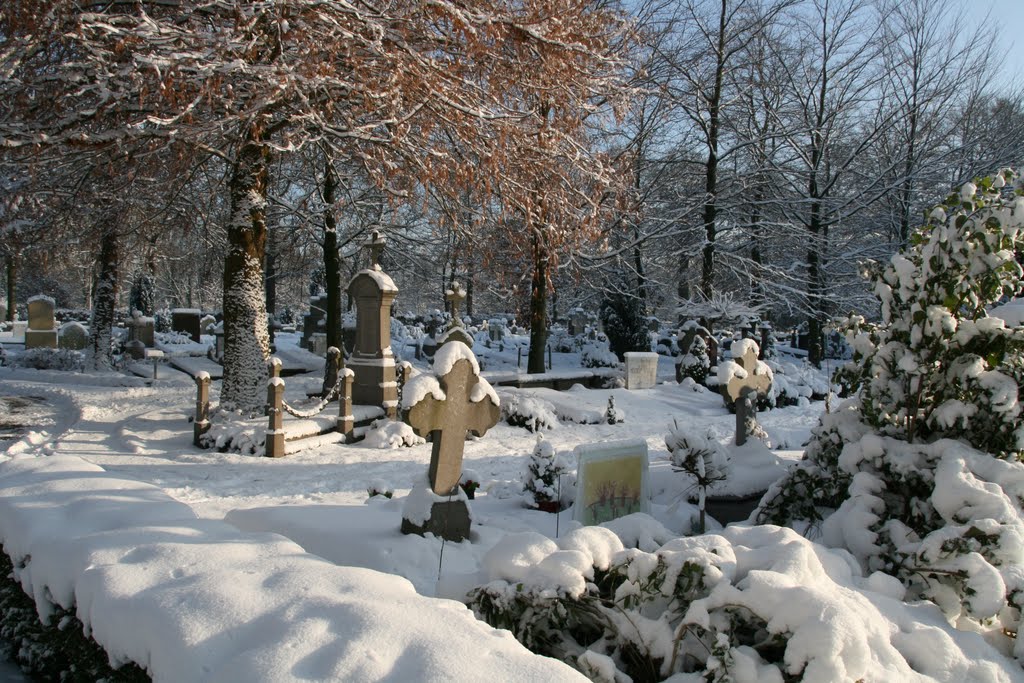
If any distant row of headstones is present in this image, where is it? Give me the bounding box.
[6,296,210,354]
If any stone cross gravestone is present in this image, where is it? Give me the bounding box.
[25,295,57,349]
[624,351,659,389]
[401,344,499,541]
[720,339,772,446]
[348,230,399,417]
[129,314,155,347]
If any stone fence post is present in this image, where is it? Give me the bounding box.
[193,372,211,447]
[337,368,355,441]
[265,357,285,458]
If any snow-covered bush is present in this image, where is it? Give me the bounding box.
[522,435,572,510]
[580,342,619,369]
[758,169,1024,655]
[599,293,649,360]
[362,418,425,449]
[469,523,1018,682]
[155,330,195,345]
[666,421,729,533]
[502,393,558,432]
[767,359,832,407]
[10,347,83,372]
[675,333,710,385]
[198,411,264,456]
[366,480,394,499]
[604,396,624,424]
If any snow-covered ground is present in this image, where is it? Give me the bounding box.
[0,331,1021,681]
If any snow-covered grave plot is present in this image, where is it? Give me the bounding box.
[0,321,1023,681]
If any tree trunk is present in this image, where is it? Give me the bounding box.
[323,162,343,354]
[322,162,345,396]
[700,0,728,300]
[5,253,16,322]
[527,228,549,374]
[220,126,272,415]
[88,228,118,371]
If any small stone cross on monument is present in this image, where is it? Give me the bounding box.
[365,229,386,271]
[446,281,466,320]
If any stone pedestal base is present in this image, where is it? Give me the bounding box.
[25,329,58,349]
[349,355,397,415]
[401,500,471,542]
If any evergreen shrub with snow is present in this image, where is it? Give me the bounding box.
[757,169,1024,656]
[502,393,558,432]
[676,333,711,386]
[522,435,571,510]
[581,341,619,369]
[469,523,1014,682]
[11,347,83,372]
[599,293,649,360]
[666,421,729,533]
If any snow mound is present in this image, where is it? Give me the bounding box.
[0,456,585,682]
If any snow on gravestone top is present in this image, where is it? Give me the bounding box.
[624,352,659,389]
[403,343,499,495]
[720,338,773,403]
[27,295,56,330]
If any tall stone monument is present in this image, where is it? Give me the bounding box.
[25,295,58,349]
[347,230,399,417]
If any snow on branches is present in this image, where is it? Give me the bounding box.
[758,169,1024,658]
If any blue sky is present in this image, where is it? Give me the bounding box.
[972,0,1023,89]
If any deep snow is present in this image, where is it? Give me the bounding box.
[0,330,1021,681]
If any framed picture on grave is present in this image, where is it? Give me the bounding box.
[573,439,649,526]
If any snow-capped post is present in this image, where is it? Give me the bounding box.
[193,372,211,447]
[337,368,355,441]
[265,358,285,458]
[347,230,399,419]
[400,342,500,542]
[718,339,773,440]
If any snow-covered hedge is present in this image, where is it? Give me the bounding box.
[502,393,559,432]
[10,348,84,372]
[0,456,586,682]
[757,169,1024,660]
[469,522,1021,682]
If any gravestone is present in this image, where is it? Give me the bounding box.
[436,282,474,348]
[58,321,89,350]
[624,351,659,389]
[171,308,201,342]
[302,295,327,351]
[573,439,649,526]
[0,303,6,322]
[720,340,772,445]
[25,295,57,349]
[129,313,155,347]
[401,344,500,541]
[487,318,505,343]
[568,308,587,336]
[348,230,399,417]
[11,321,27,342]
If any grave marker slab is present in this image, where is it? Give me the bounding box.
[624,351,659,389]
[573,439,649,526]
[59,321,89,350]
[25,295,57,349]
[171,308,201,343]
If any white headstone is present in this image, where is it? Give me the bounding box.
[624,351,659,389]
